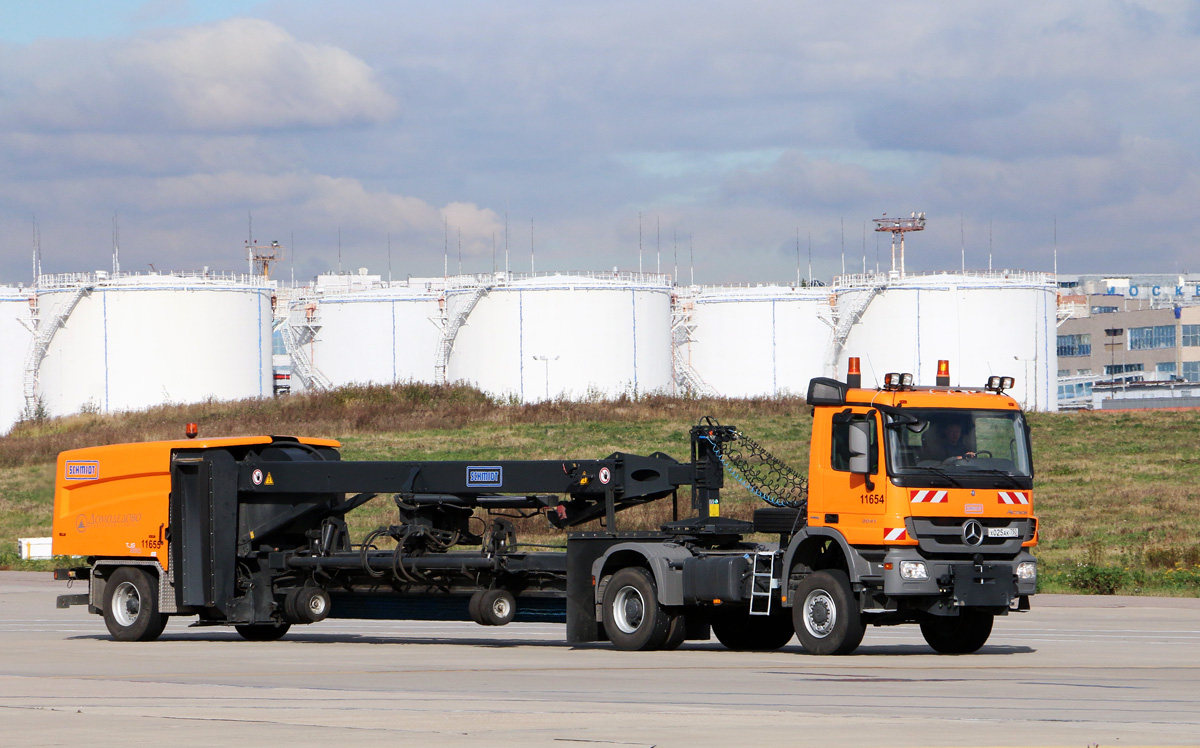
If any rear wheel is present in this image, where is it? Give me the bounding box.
[235,623,291,641]
[103,567,168,642]
[793,570,864,655]
[920,610,994,654]
[602,567,671,651]
[711,608,794,651]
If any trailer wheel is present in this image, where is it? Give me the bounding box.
[285,587,330,624]
[920,610,994,654]
[478,589,516,626]
[235,623,291,641]
[793,570,865,655]
[711,608,794,651]
[103,567,168,642]
[602,567,671,651]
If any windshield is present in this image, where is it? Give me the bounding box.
[885,408,1032,487]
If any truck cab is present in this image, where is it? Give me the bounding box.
[782,361,1037,654]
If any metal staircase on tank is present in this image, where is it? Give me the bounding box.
[22,284,92,418]
[670,293,717,398]
[278,307,331,391]
[824,284,881,371]
[434,284,489,385]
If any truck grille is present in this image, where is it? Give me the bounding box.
[907,517,1033,556]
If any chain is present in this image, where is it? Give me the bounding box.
[702,427,808,510]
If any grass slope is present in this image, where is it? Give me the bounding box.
[3,383,1197,595]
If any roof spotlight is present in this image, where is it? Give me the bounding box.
[986,376,1014,393]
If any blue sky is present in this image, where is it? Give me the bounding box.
[2,1,1198,285]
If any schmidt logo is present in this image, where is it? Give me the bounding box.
[64,461,99,481]
[466,466,503,487]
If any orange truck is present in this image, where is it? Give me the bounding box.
[53,359,1036,654]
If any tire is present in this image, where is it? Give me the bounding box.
[478,589,516,626]
[285,586,331,624]
[793,570,865,655]
[235,623,292,641]
[468,590,487,625]
[711,608,795,651]
[601,567,671,651]
[103,567,168,642]
[920,609,994,654]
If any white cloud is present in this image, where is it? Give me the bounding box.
[0,18,396,134]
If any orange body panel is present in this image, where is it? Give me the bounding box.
[51,436,341,566]
[806,386,1037,547]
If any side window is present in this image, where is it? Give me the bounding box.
[831,412,878,473]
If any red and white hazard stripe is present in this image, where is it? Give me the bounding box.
[997,491,1030,504]
[884,527,908,541]
[909,490,948,503]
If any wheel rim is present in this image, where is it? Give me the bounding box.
[307,593,327,617]
[803,588,836,639]
[490,596,511,619]
[112,581,141,627]
[612,585,645,634]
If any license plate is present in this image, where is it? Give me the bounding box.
[987,527,1019,538]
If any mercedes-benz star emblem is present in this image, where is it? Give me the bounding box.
[962,519,984,546]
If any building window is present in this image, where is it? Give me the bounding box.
[1183,324,1200,347]
[1156,362,1177,375]
[1057,369,1070,377]
[1057,381,1095,400]
[1057,333,1091,357]
[1184,362,1200,383]
[1077,369,1092,375]
[1091,306,1118,314]
[1129,325,1175,350]
[1104,363,1145,375]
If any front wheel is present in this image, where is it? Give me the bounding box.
[792,570,865,655]
[601,567,671,651]
[103,567,168,642]
[920,610,994,654]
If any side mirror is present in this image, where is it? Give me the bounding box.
[848,420,871,474]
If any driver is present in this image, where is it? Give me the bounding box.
[920,418,976,463]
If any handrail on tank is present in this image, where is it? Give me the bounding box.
[36,271,273,290]
[833,269,1056,289]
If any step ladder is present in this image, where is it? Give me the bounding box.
[748,551,777,616]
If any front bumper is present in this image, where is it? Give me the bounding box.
[876,547,1037,608]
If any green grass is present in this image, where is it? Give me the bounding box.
[4,383,1200,596]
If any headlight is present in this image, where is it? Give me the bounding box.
[1017,561,1037,580]
[900,561,928,580]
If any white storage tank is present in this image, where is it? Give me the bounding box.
[682,285,833,397]
[0,286,33,434]
[446,272,674,401]
[831,272,1058,411]
[33,272,273,418]
[302,281,444,387]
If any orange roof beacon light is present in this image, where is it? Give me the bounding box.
[936,359,951,387]
[847,357,862,388]
[185,422,199,439]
